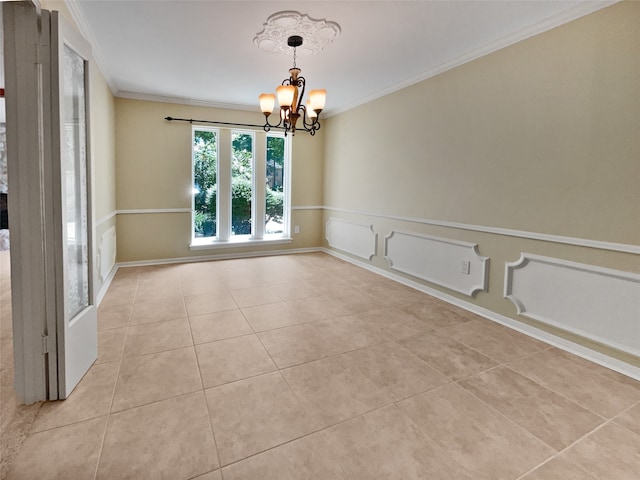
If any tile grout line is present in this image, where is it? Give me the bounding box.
[607,399,640,439]
[511,385,640,479]
[215,393,398,473]
[499,363,610,421]
[93,274,140,480]
[438,325,625,424]
[224,264,379,476]
[512,416,628,480]
[189,282,227,479]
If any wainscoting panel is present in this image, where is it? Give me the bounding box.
[325,218,377,260]
[99,226,117,282]
[505,253,640,356]
[384,230,488,297]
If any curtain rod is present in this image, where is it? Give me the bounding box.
[164,116,288,131]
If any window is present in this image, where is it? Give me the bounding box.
[231,131,253,237]
[191,126,290,248]
[265,135,285,235]
[193,129,218,238]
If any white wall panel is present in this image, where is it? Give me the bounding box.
[326,218,377,260]
[384,230,488,297]
[505,253,640,356]
[99,226,116,281]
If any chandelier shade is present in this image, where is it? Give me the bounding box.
[308,89,327,111]
[259,93,275,114]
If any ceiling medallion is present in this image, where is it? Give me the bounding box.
[254,11,341,56]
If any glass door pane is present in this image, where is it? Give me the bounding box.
[62,44,89,320]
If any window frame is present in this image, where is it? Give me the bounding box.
[190,126,292,250]
[191,126,219,242]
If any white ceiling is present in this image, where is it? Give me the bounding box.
[68,0,615,116]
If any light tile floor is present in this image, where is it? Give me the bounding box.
[2,252,640,479]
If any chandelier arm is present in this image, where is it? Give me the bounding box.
[262,112,284,131]
[295,76,306,113]
[297,104,321,135]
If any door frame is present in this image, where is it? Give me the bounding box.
[3,0,54,403]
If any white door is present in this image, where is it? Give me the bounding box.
[50,11,97,398]
[5,2,97,402]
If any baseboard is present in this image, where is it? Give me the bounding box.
[115,247,323,268]
[95,264,118,307]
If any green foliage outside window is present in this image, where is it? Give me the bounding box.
[193,130,284,237]
[193,130,217,237]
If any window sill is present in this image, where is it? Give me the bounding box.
[189,236,293,251]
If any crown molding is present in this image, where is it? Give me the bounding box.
[116,90,257,112]
[64,0,118,94]
[326,0,620,117]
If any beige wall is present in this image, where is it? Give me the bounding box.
[325,2,639,245]
[91,62,117,298]
[115,98,324,262]
[322,2,639,366]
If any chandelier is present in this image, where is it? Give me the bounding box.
[259,35,326,137]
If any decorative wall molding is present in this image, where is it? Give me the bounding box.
[505,253,640,357]
[102,204,640,256]
[317,205,639,255]
[324,247,639,381]
[325,218,377,261]
[95,210,117,227]
[384,230,488,297]
[98,226,117,282]
[117,208,192,215]
[292,205,324,211]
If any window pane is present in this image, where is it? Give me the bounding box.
[193,129,217,239]
[231,132,253,236]
[265,135,285,235]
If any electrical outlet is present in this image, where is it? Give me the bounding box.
[294,225,300,234]
[459,260,470,275]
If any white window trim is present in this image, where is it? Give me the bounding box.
[189,235,293,250]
